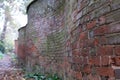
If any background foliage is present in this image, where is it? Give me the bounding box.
[0,0,33,53]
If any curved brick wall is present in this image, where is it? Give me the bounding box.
[15,26,27,66]
[17,0,120,79]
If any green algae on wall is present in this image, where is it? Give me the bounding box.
[46,29,65,55]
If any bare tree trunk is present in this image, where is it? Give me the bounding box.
[0,16,8,41]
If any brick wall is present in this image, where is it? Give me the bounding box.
[17,26,26,66]
[17,0,120,79]
[14,40,18,54]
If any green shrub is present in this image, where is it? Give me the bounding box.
[24,73,62,80]
[0,40,5,53]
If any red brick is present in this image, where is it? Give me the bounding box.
[30,45,37,52]
[79,41,84,48]
[72,41,79,49]
[101,56,110,66]
[81,48,89,57]
[83,65,91,74]
[97,46,113,56]
[99,36,107,45]
[97,46,106,56]
[94,25,109,36]
[83,57,88,65]
[111,56,120,66]
[74,64,81,71]
[80,40,88,48]
[72,49,81,57]
[97,67,114,77]
[89,56,100,66]
[87,20,96,29]
[75,71,82,80]
[94,38,99,46]
[87,38,99,47]
[72,56,87,65]
[14,40,18,54]
[17,0,120,80]
[72,56,83,64]
[87,39,94,47]
[79,32,88,40]
[115,46,120,55]
[18,44,26,59]
[70,69,75,78]
[72,56,88,65]
[105,46,114,55]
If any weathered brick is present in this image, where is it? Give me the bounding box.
[17,0,120,79]
[81,48,89,57]
[83,75,89,80]
[80,40,88,48]
[108,77,115,80]
[77,0,82,11]
[96,67,114,77]
[97,46,113,56]
[71,63,81,71]
[115,46,120,55]
[98,16,106,25]
[72,56,83,64]
[17,44,26,59]
[83,65,91,74]
[94,38,99,46]
[87,39,94,47]
[94,25,109,36]
[79,32,88,40]
[80,0,89,9]
[107,34,120,45]
[108,23,120,34]
[72,49,81,57]
[83,57,88,65]
[111,0,120,10]
[84,14,90,22]
[111,56,120,66]
[88,74,101,80]
[101,56,110,66]
[71,9,78,22]
[115,69,120,79]
[89,56,100,66]
[72,40,79,49]
[94,4,110,18]
[101,76,109,80]
[105,9,120,23]
[87,20,96,29]
[75,71,82,80]
[76,11,82,20]
[99,36,107,45]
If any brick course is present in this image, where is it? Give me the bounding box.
[17,0,120,79]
